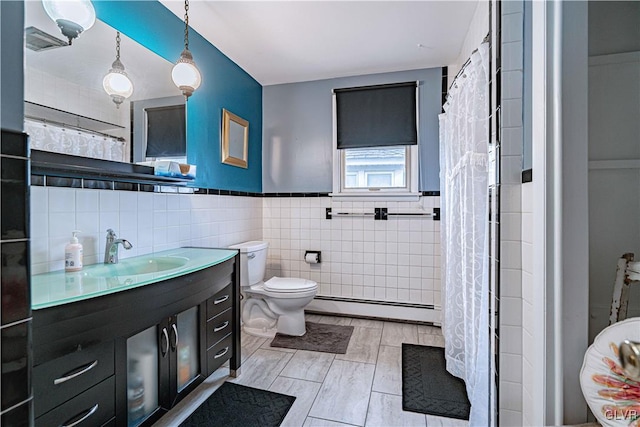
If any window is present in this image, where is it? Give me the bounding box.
[332,82,419,199]
[145,105,186,160]
[344,146,406,189]
[131,96,186,163]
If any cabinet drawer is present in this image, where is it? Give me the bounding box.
[207,334,232,375]
[206,308,233,349]
[206,284,232,319]
[36,376,115,427]
[34,340,114,418]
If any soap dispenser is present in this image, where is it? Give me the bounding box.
[65,230,83,272]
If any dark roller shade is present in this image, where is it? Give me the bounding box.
[336,82,417,149]
[145,105,186,157]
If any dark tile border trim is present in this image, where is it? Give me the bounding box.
[30,175,442,198]
[45,177,81,188]
[1,129,29,158]
[262,192,331,198]
[522,168,532,183]
[30,175,44,187]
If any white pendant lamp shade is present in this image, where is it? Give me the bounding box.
[173,0,201,100]
[172,49,201,99]
[42,0,96,44]
[103,32,133,108]
[103,60,134,108]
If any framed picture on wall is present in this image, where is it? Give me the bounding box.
[221,109,249,168]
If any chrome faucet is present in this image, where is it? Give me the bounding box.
[104,229,132,264]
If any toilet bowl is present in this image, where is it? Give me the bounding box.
[229,241,317,337]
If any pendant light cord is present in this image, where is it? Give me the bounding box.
[115,31,121,60]
[183,0,190,50]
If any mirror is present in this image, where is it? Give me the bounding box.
[24,1,183,165]
[221,109,249,169]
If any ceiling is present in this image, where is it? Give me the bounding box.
[159,1,480,86]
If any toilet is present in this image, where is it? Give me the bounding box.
[229,241,317,337]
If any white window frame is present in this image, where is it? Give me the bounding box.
[330,84,420,201]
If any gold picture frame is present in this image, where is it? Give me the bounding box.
[221,109,249,168]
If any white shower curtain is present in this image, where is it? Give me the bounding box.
[439,42,490,426]
[24,119,126,162]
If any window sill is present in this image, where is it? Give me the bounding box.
[329,192,421,202]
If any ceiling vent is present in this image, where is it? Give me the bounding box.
[25,26,68,52]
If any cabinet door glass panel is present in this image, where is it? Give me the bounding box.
[176,306,199,391]
[127,325,159,427]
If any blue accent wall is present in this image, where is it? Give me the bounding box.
[94,1,262,192]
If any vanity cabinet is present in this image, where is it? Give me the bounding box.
[32,252,241,427]
[206,285,235,375]
[122,305,206,427]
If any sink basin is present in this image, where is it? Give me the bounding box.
[85,257,189,277]
[31,247,238,310]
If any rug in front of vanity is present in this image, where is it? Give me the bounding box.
[269,321,354,354]
[179,382,295,427]
[402,343,471,420]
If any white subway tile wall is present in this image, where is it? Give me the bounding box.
[30,186,263,274]
[262,197,441,306]
[520,182,536,426]
[499,1,526,425]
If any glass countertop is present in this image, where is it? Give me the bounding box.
[31,247,237,310]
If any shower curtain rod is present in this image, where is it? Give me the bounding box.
[447,33,491,94]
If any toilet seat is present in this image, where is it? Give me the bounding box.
[264,277,317,292]
[247,279,317,299]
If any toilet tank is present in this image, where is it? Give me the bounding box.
[228,241,269,286]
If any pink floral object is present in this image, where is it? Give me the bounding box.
[591,343,640,426]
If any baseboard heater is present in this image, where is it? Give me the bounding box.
[306,295,441,324]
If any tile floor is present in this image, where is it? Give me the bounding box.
[155,314,469,427]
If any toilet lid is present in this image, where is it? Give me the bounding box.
[264,277,317,292]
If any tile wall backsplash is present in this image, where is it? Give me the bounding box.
[30,187,262,274]
[262,197,441,306]
[31,188,439,306]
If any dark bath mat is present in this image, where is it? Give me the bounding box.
[269,321,354,354]
[179,382,295,427]
[402,343,470,420]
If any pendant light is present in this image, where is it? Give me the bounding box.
[41,0,96,45]
[103,32,134,108]
[171,0,201,100]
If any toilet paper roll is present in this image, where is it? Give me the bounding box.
[305,253,319,264]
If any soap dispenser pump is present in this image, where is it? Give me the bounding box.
[65,230,83,272]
